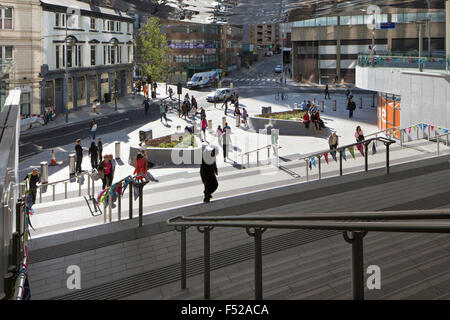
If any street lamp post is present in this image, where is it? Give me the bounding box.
[64,16,69,123]
[317,23,321,86]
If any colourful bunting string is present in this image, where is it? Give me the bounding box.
[356,143,365,157]
[309,160,312,170]
[444,129,448,134]
[331,151,337,162]
[372,142,377,155]
[438,126,442,130]
[413,125,417,131]
[431,125,434,131]
[311,157,317,168]
[323,153,329,164]
[407,127,411,134]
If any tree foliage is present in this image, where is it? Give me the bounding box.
[135,17,171,81]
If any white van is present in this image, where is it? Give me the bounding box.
[187,71,220,89]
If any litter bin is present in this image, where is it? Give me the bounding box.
[262,106,272,114]
[139,129,153,142]
[69,154,76,177]
[104,92,111,103]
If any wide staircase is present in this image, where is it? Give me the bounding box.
[26,126,450,300]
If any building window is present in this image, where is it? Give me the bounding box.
[0,7,13,30]
[77,77,87,106]
[103,45,106,64]
[116,21,121,32]
[55,13,66,27]
[118,46,122,64]
[67,45,73,68]
[90,46,96,66]
[109,20,114,31]
[56,45,60,69]
[0,46,13,60]
[20,93,31,116]
[90,18,96,30]
[127,46,131,62]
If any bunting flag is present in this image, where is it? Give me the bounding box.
[309,159,312,170]
[431,125,434,131]
[423,124,427,130]
[323,152,329,164]
[438,126,442,130]
[413,125,417,131]
[311,157,317,167]
[418,124,423,130]
[331,151,337,162]
[340,150,347,161]
[407,127,411,134]
[348,146,355,159]
[444,129,448,134]
[372,142,377,155]
[356,143,365,157]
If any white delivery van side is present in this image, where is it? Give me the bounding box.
[187,71,219,89]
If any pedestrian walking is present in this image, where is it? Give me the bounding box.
[201,117,208,142]
[355,126,365,156]
[99,154,114,189]
[328,132,339,150]
[200,146,218,203]
[200,107,206,120]
[24,168,40,205]
[168,87,174,99]
[89,119,97,140]
[222,123,231,162]
[97,137,103,164]
[143,98,150,115]
[88,141,99,170]
[215,125,224,145]
[224,98,229,115]
[324,84,331,99]
[242,108,248,126]
[160,102,168,124]
[234,104,241,117]
[75,139,83,173]
[347,97,356,119]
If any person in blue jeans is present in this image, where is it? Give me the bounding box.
[90,119,97,140]
[346,97,356,119]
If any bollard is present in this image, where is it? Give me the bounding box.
[115,142,121,160]
[236,115,240,127]
[208,119,212,131]
[359,97,363,109]
[52,184,56,201]
[333,100,336,111]
[222,116,226,128]
[40,162,48,184]
[64,182,68,199]
[320,101,324,113]
[69,154,76,177]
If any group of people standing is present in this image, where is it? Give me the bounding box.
[327,126,365,156]
[301,100,325,131]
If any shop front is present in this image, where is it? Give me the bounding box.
[377,92,401,138]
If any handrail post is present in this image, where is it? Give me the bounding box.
[87,174,91,196]
[180,226,187,290]
[108,194,113,223]
[305,159,309,181]
[129,183,133,219]
[246,227,265,300]
[257,150,259,167]
[138,183,144,227]
[198,226,213,300]
[447,133,449,147]
[92,176,95,199]
[78,178,82,197]
[416,126,419,140]
[247,154,250,168]
[343,231,366,300]
[339,151,343,176]
[118,192,121,221]
[267,146,270,164]
[64,181,68,199]
[52,184,55,201]
[428,125,431,141]
[318,155,322,180]
[400,129,403,147]
[385,142,390,174]
[364,143,369,172]
[39,188,42,203]
[103,200,107,223]
[437,138,440,155]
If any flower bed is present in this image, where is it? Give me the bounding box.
[256,110,307,121]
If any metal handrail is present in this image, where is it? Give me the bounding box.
[239,144,277,169]
[297,136,395,180]
[167,208,450,300]
[12,256,28,300]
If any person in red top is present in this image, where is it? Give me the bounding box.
[302,112,310,128]
[134,152,159,182]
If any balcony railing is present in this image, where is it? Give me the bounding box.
[357,54,449,71]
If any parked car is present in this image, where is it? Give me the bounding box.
[274,65,282,73]
[206,88,238,102]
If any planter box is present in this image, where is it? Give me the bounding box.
[129,135,203,166]
[248,115,316,136]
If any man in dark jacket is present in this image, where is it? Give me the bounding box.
[143,98,150,114]
[24,168,40,204]
[346,97,356,119]
[75,139,83,173]
[200,147,218,203]
[98,137,103,163]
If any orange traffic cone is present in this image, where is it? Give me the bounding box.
[50,149,57,166]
